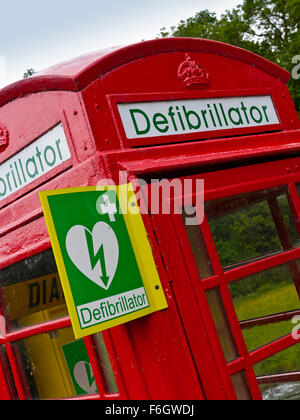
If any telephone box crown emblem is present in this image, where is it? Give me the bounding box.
[0,123,9,153]
[178,54,210,89]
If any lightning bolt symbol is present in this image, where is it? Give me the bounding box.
[84,230,110,287]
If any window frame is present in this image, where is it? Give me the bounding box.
[154,155,300,400]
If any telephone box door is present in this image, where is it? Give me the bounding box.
[151,155,300,401]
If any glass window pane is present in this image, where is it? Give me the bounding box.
[242,321,296,353]
[255,345,300,377]
[255,344,300,400]
[206,187,300,270]
[230,262,300,321]
[231,371,252,400]
[182,211,214,280]
[277,194,300,247]
[0,250,68,331]
[12,327,100,400]
[93,333,118,394]
[206,288,239,362]
[229,261,300,351]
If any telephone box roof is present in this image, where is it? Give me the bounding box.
[0,37,290,108]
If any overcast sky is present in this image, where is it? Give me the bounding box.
[0,0,241,88]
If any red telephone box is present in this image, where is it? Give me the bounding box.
[0,37,300,400]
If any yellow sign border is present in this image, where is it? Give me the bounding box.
[39,184,168,339]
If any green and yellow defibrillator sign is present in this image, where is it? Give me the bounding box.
[40,184,167,338]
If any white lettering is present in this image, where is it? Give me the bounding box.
[118,96,279,139]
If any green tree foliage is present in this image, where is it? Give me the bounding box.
[158,0,300,112]
[207,193,299,299]
[23,68,36,79]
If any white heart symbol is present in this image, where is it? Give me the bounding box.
[66,222,119,290]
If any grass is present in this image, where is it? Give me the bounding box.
[233,282,300,322]
[231,281,300,378]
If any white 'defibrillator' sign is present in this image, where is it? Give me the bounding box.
[0,123,71,201]
[118,95,280,139]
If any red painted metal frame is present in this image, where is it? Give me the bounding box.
[0,132,207,400]
[240,310,300,330]
[0,37,299,400]
[152,156,300,400]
